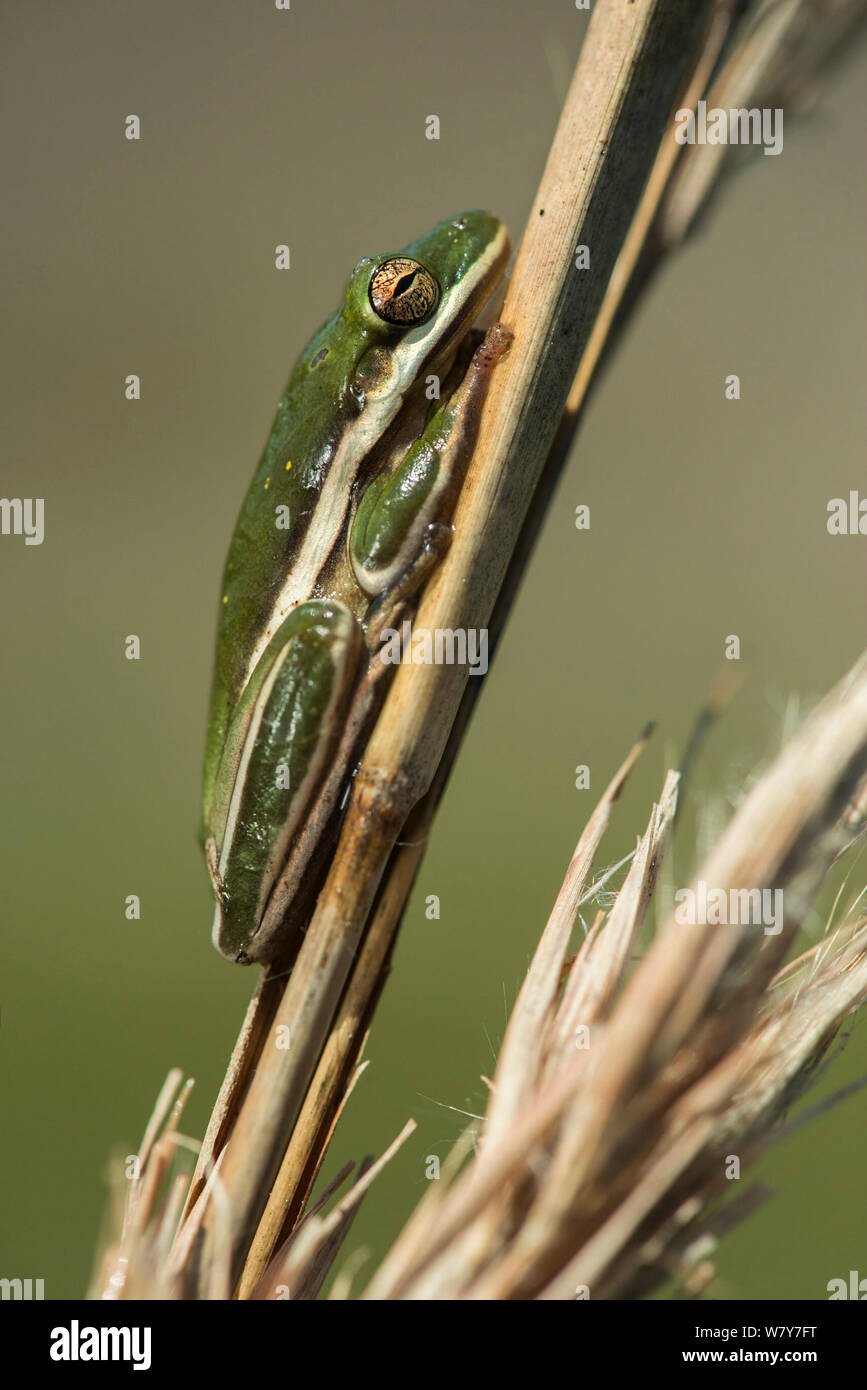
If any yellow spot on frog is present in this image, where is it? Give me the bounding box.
[285,459,292,470]
[264,476,270,490]
[222,595,228,605]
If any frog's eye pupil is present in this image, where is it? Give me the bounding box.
[369,257,440,326]
[394,272,419,299]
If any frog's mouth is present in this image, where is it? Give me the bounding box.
[470,272,509,333]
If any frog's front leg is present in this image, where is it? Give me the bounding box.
[207,599,361,964]
[349,322,512,625]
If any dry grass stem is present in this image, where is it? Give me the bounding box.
[96,654,867,1298]
[361,655,867,1300]
[190,0,718,1294]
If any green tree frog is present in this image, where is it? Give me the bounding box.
[202,211,511,964]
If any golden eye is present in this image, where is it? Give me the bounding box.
[368,257,439,326]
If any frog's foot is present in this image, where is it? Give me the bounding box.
[362,521,452,646]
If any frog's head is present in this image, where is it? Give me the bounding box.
[340,211,510,398]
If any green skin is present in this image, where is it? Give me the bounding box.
[202,211,510,963]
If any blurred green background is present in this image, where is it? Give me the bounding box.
[1,1,864,1300]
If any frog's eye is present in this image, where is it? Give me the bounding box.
[368,257,440,326]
